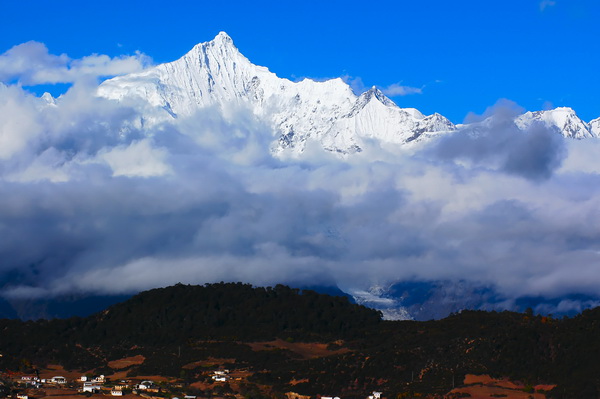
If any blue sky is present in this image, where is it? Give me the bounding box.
[2,0,599,123]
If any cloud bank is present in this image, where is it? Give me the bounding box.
[1,44,600,318]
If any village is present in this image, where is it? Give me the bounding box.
[0,369,383,399]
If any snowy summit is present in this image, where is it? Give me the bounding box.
[98,32,456,155]
[98,32,600,157]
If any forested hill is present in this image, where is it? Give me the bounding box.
[0,283,381,364]
[86,283,382,343]
[2,283,600,399]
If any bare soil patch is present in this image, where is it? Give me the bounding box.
[450,374,555,399]
[189,381,220,390]
[182,357,235,370]
[289,378,309,386]
[247,339,349,359]
[534,384,555,392]
[463,374,522,390]
[125,375,174,383]
[108,355,145,370]
[106,370,130,380]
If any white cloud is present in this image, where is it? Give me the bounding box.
[341,76,423,97]
[540,0,557,11]
[380,82,423,96]
[98,139,172,178]
[558,137,600,174]
[0,83,44,159]
[341,75,367,95]
[340,76,423,97]
[0,41,151,85]
[5,147,71,183]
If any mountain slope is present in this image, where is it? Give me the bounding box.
[98,32,455,155]
[590,116,600,137]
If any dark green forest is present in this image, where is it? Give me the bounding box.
[1,283,599,398]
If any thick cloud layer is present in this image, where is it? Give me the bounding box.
[1,47,600,317]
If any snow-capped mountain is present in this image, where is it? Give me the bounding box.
[515,107,599,139]
[98,32,600,154]
[98,32,455,155]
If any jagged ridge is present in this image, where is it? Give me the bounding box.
[98,32,600,155]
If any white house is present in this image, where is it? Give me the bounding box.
[138,381,154,390]
[51,376,67,384]
[82,383,102,393]
[113,381,130,390]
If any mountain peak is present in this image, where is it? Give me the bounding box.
[360,86,397,108]
[189,31,237,55]
[213,31,233,44]
[552,106,576,113]
[516,107,595,139]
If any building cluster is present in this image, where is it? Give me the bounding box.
[5,374,171,398]
[15,376,67,391]
[5,371,231,399]
[4,371,383,399]
[3,376,70,399]
[80,375,167,396]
